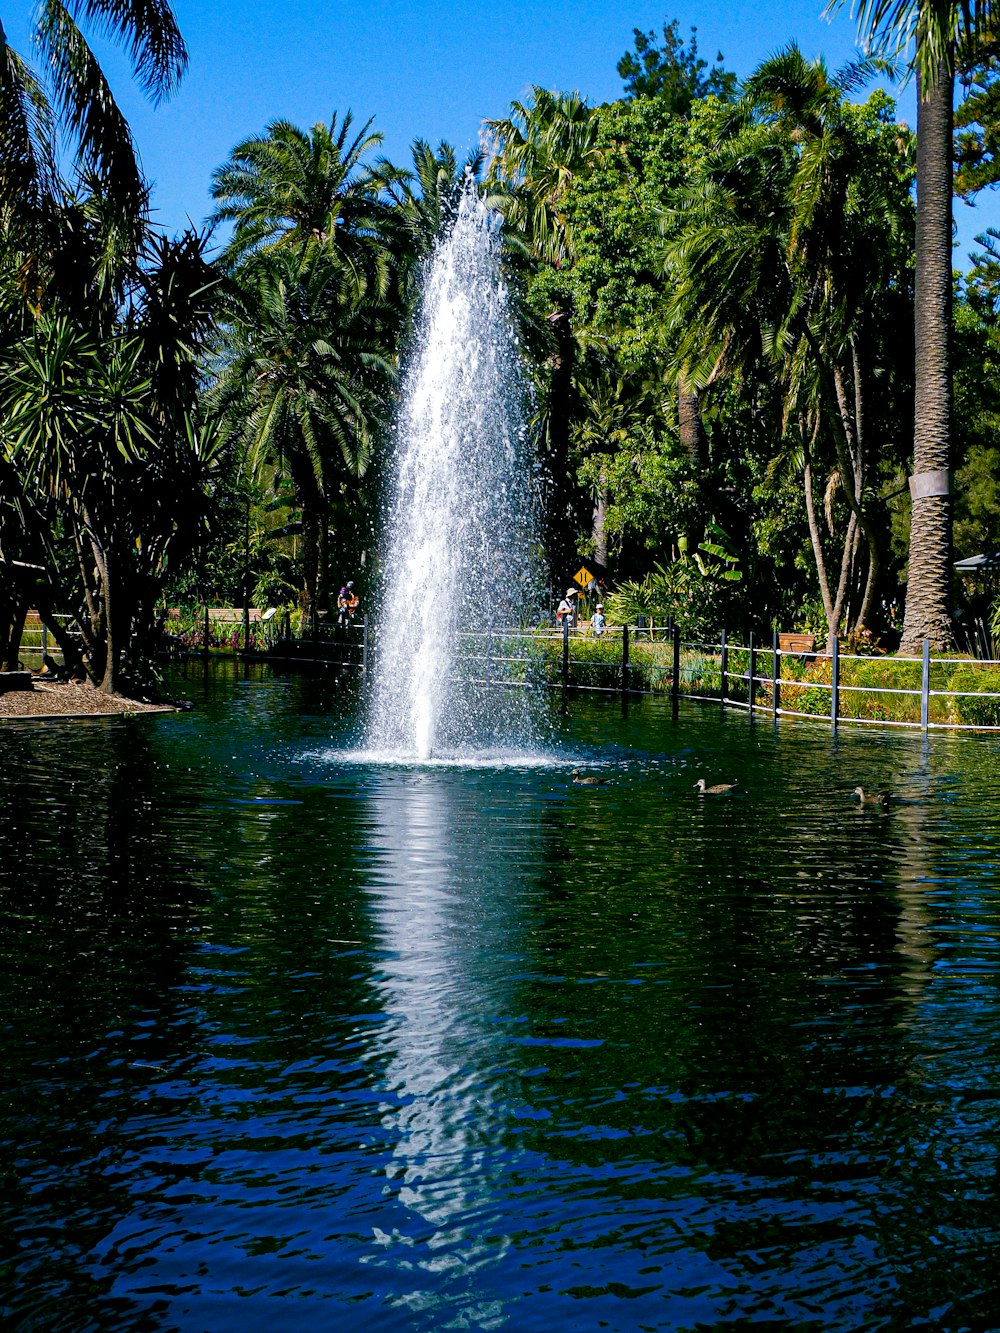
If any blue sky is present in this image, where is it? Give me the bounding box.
[8,0,998,260]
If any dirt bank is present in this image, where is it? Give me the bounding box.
[0,680,175,718]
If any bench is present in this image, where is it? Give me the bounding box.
[778,632,817,655]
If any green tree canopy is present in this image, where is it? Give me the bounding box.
[617,18,736,112]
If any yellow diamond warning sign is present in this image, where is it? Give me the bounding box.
[573,566,595,590]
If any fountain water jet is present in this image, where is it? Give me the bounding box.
[366,188,541,762]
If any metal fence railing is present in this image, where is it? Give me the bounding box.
[438,622,1000,734]
[161,607,368,671]
[45,606,1000,733]
[17,612,74,666]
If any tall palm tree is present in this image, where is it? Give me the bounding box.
[825,0,996,650]
[485,87,600,269]
[0,2,186,225]
[211,112,403,623]
[376,137,489,329]
[486,89,603,576]
[389,138,484,259]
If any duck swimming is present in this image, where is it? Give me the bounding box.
[572,769,609,785]
[694,778,739,794]
[853,786,890,808]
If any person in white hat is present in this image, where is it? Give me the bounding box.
[556,587,578,628]
[590,603,606,636]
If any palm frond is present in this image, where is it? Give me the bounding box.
[36,1,146,213]
[68,0,187,101]
[0,44,56,212]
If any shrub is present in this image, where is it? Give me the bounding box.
[628,638,674,692]
[606,539,741,640]
[950,666,1000,727]
[837,656,922,723]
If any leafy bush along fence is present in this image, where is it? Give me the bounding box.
[161,606,367,666]
[473,625,1000,732]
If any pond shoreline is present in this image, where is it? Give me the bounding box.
[0,680,176,719]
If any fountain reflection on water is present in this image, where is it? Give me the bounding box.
[362,769,537,1324]
[366,187,541,763]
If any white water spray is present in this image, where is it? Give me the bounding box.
[366,189,540,761]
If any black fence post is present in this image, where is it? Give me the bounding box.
[672,624,680,716]
[362,614,369,676]
[562,615,570,689]
[720,627,728,708]
[748,631,755,716]
[772,629,780,721]
[620,623,630,704]
[831,634,839,730]
[921,638,930,731]
[203,603,210,660]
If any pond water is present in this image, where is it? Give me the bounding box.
[3,662,1000,1332]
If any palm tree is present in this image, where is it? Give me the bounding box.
[485,87,600,269]
[210,248,395,626]
[381,138,487,318]
[486,88,603,576]
[390,139,484,258]
[210,111,399,292]
[825,0,997,650]
[210,111,404,624]
[0,2,186,225]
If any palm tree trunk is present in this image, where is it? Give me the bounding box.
[899,53,955,654]
[544,307,577,578]
[678,376,705,549]
[591,464,608,569]
[317,514,329,619]
[300,500,319,633]
[678,376,705,469]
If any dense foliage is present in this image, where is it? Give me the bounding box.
[5,9,1000,692]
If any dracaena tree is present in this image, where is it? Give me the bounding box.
[1,215,221,694]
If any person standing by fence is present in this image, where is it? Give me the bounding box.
[556,588,578,628]
[337,582,359,630]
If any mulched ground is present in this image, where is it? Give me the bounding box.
[0,680,175,718]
